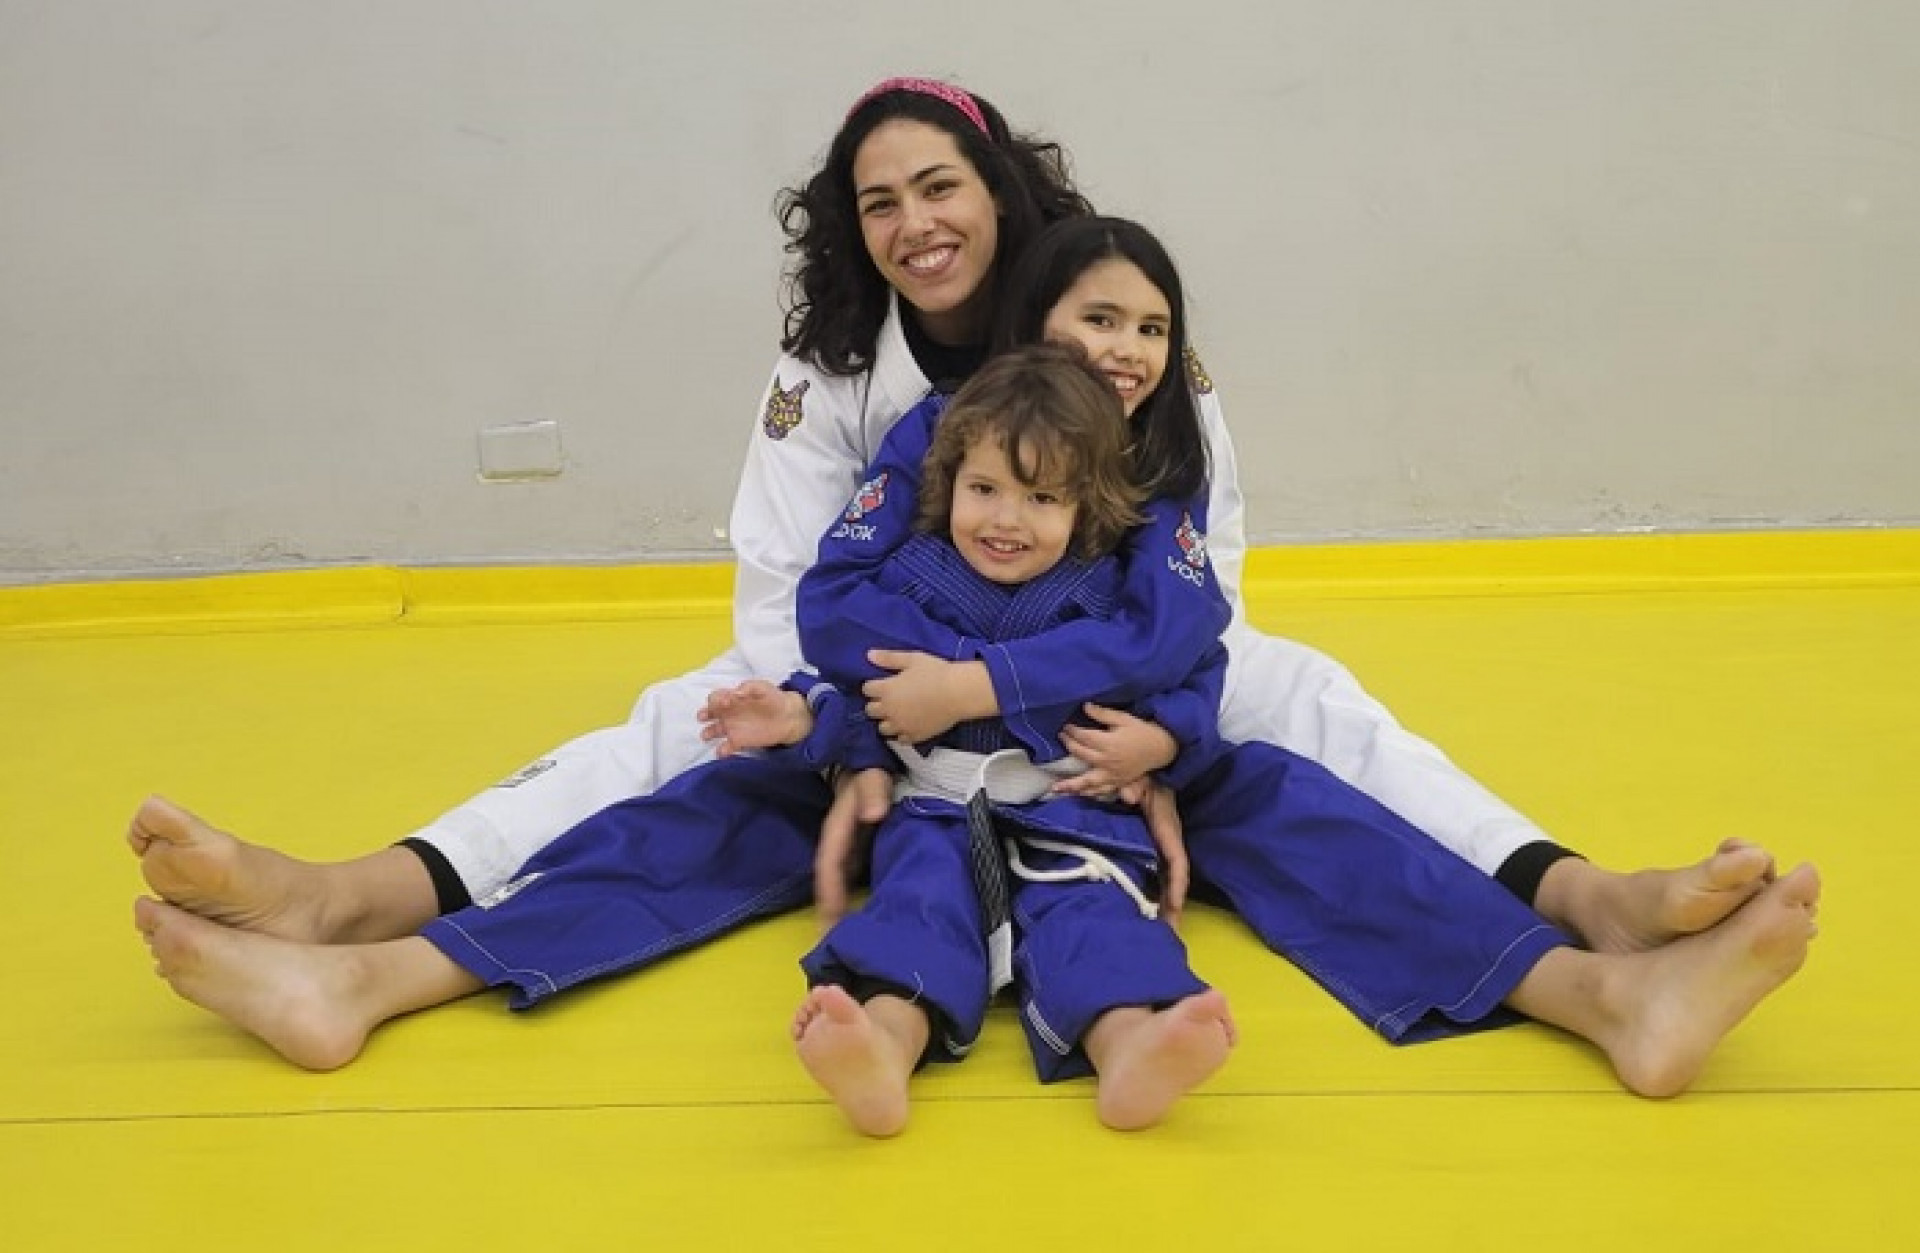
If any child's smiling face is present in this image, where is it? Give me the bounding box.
[947,434,1078,586]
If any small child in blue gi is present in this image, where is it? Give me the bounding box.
[701,341,1238,1135]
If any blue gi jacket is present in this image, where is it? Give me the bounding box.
[794,391,1232,790]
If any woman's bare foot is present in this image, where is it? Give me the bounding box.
[1088,990,1238,1131]
[133,897,479,1071]
[1522,863,1820,1098]
[1539,838,1778,954]
[135,897,379,1070]
[127,795,437,944]
[129,797,330,940]
[790,986,922,1138]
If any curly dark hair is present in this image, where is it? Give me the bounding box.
[915,343,1145,562]
[776,83,1092,376]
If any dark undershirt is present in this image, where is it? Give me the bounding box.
[900,310,987,395]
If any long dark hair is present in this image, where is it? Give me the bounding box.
[777,83,1092,377]
[991,216,1209,503]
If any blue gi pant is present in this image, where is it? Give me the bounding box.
[1180,741,1568,1042]
[417,744,1567,1047]
[422,754,824,1008]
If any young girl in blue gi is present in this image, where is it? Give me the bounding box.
[735,215,1821,1104]
[703,341,1238,1134]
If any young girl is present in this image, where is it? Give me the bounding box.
[132,78,1804,1055]
[703,343,1237,1134]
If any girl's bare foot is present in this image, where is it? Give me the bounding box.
[791,986,919,1138]
[134,897,377,1070]
[1090,990,1237,1131]
[134,897,479,1071]
[1524,863,1820,1098]
[1543,838,1778,954]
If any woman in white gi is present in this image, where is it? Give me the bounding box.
[130,77,1810,1031]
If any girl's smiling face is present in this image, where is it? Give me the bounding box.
[1041,258,1171,416]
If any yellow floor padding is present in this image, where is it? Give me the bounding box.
[3,532,1916,1251]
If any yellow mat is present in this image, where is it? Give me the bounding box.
[3,533,1916,1251]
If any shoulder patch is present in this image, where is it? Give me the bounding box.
[1174,511,1209,570]
[762,376,810,440]
[1183,346,1213,396]
[844,471,889,520]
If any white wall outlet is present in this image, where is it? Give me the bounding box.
[478,420,564,481]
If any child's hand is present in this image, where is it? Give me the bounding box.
[1053,704,1178,795]
[697,680,812,756]
[862,650,975,743]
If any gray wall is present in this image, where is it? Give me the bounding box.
[3,1,1916,583]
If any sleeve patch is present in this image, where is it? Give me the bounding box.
[761,376,810,440]
[1174,512,1210,570]
[1183,346,1214,396]
[843,471,889,521]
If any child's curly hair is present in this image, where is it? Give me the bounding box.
[916,343,1146,561]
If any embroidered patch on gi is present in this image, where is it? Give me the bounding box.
[843,471,888,520]
[477,870,543,908]
[1175,511,1210,570]
[761,376,810,440]
[1183,346,1214,395]
[494,758,556,789]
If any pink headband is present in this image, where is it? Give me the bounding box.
[847,77,990,137]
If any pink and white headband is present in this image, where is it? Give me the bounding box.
[847,77,990,137]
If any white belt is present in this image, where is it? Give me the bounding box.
[892,743,1159,922]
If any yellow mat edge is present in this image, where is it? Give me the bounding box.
[4,529,1915,635]
[1241,527,1920,601]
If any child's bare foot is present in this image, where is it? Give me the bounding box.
[1593,863,1820,1097]
[791,986,916,1138]
[1091,990,1237,1131]
[1546,838,1778,954]
[128,797,335,941]
[134,897,376,1070]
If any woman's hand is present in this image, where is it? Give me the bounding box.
[1128,779,1189,926]
[814,767,892,926]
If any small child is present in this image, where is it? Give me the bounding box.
[702,342,1237,1136]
